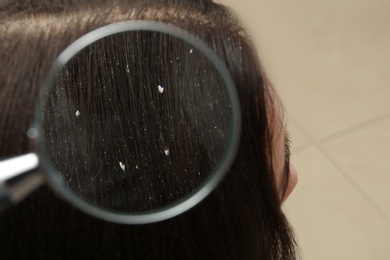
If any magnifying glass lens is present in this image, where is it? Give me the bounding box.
[37,23,240,222]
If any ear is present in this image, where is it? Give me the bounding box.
[282,164,298,204]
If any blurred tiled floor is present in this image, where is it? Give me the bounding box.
[217,0,390,259]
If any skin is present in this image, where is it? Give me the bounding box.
[271,91,298,204]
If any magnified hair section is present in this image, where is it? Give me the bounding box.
[41,30,234,214]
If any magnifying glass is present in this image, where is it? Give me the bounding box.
[0,21,241,224]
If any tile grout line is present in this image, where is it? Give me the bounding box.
[319,111,390,144]
[289,116,390,227]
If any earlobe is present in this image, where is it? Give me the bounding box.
[281,164,298,204]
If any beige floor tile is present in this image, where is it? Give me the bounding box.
[284,147,390,260]
[324,117,390,219]
[287,121,309,153]
[217,0,390,139]
[216,1,390,258]
[377,0,390,10]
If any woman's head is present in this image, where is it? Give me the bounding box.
[0,0,298,259]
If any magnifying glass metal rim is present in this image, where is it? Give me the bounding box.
[34,20,241,224]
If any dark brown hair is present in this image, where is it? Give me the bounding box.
[0,0,299,259]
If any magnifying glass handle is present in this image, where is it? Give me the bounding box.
[0,153,45,209]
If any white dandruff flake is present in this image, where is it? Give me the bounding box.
[158,85,164,93]
[27,128,38,139]
[119,161,126,171]
[75,110,80,117]
[189,48,193,54]
[164,148,170,156]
